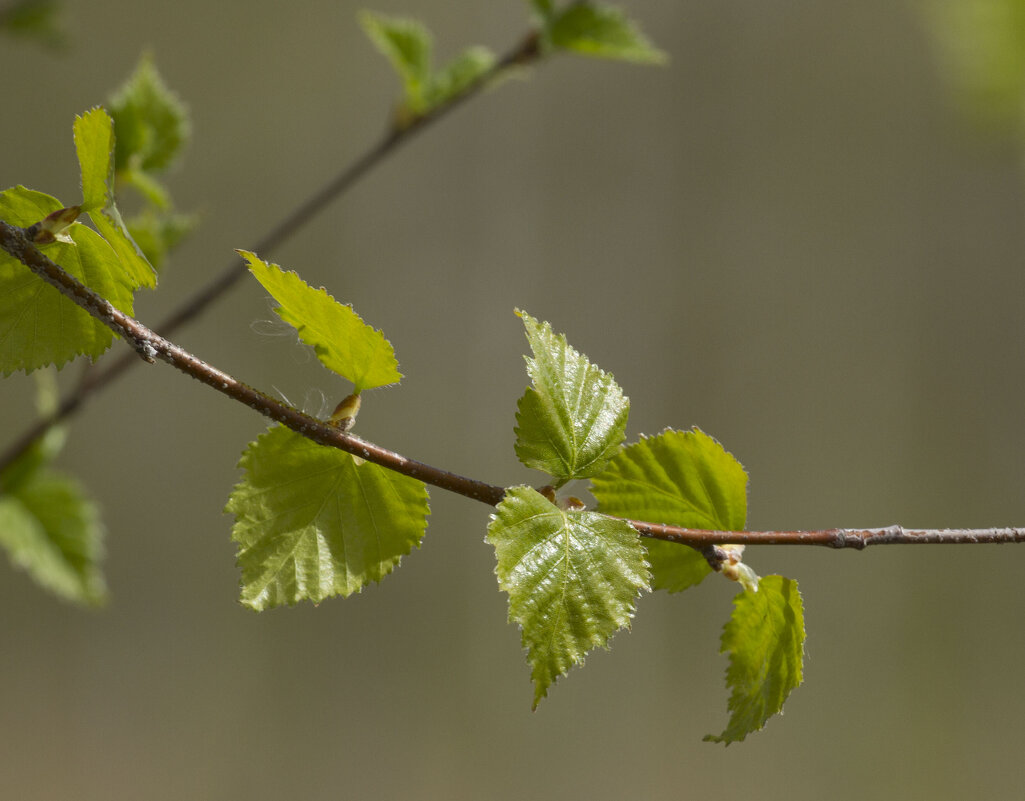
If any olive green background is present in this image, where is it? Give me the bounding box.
[2,1,1024,798]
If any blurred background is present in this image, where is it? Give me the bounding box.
[2,0,1025,798]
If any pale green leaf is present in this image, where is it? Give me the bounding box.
[0,471,108,606]
[0,186,136,374]
[360,11,432,111]
[241,251,401,392]
[546,2,667,64]
[590,428,748,593]
[226,425,429,610]
[426,46,496,108]
[514,309,629,481]
[487,486,649,708]
[73,108,114,212]
[705,575,805,744]
[71,107,157,289]
[108,52,190,173]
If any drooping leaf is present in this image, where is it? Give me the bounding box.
[360,11,433,112]
[0,186,136,374]
[544,2,667,64]
[108,52,190,173]
[226,425,429,611]
[514,309,629,481]
[240,251,401,392]
[705,575,805,745]
[590,428,748,593]
[487,486,649,708]
[72,109,156,290]
[0,472,108,606]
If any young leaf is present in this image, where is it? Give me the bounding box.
[73,109,156,290]
[487,486,649,708]
[226,425,429,611]
[544,2,667,64]
[0,472,108,606]
[359,11,432,113]
[590,429,748,593]
[0,186,136,374]
[108,53,190,173]
[240,251,401,392]
[705,576,805,745]
[514,309,629,481]
[74,107,114,212]
[427,46,497,109]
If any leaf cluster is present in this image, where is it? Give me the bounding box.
[0,3,806,744]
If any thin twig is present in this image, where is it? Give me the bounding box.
[4,221,1025,551]
[0,28,542,473]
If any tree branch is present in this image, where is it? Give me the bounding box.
[0,27,542,473]
[4,221,1025,554]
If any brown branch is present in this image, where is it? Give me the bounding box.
[4,221,1025,554]
[0,27,542,473]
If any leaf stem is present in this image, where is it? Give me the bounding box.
[4,221,1025,552]
[0,27,542,474]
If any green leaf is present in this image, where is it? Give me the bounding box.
[240,250,401,392]
[0,186,136,374]
[73,107,115,212]
[0,471,108,606]
[487,486,649,708]
[514,309,629,481]
[545,2,667,64]
[126,207,196,270]
[0,0,64,48]
[108,53,190,173]
[72,108,157,289]
[705,576,805,745]
[426,46,497,108]
[360,11,432,112]
[590,429,748,593]
[226,425,429,611]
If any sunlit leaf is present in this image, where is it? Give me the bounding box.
[241,251,401,392]
[487,486,649,708]
[514,309,629,481]
[73,108,157,289]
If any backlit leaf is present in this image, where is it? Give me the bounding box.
[0,186,136,374]
[226,425,429,610]
[241,251,401,392]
